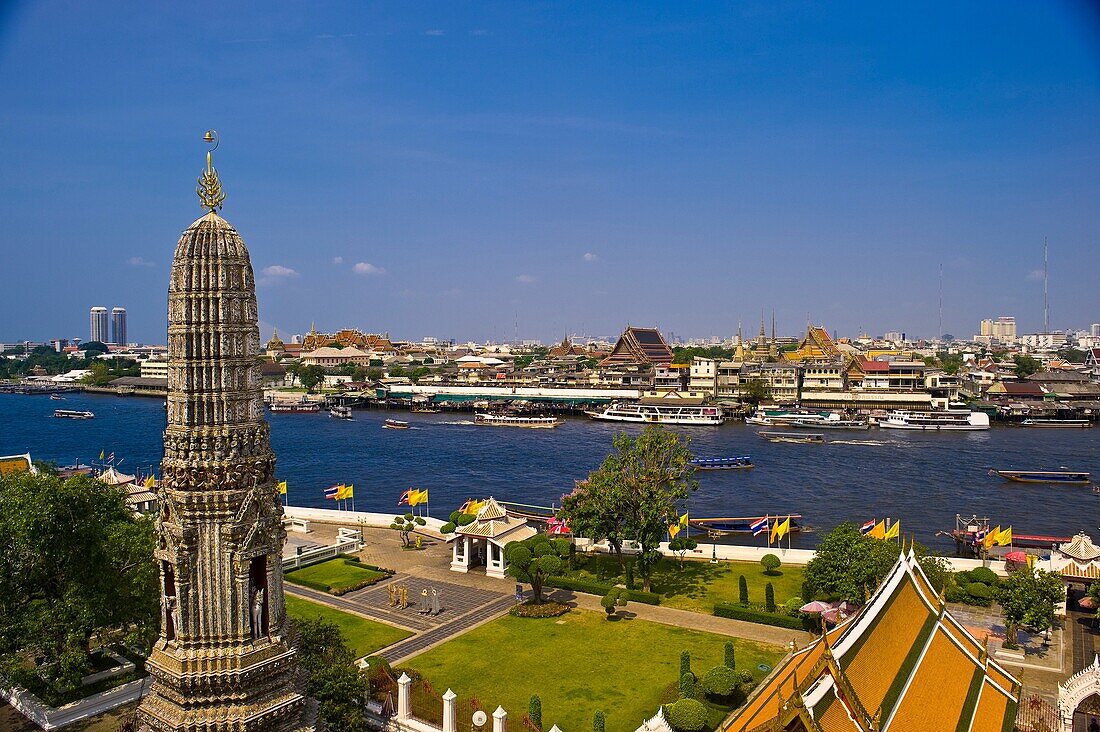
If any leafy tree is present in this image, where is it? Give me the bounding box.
[389,513,426,547]
[738,575,749,605]
[996,568,1064,645]
[528,694,542,730]
[504,535,568,603]
[724,641,735,669]
[580,428,696,591]
[389,365,407,378]
[803,523,902,603]
[82,341,109,355]
[701,665,738,698]
[0,472,157,697]
[601,588,627,619]
[559,471,631,570]
[668,536,698,568]
[366,368,383,381]
[295,616,369,732]
[297,364,325,392]
[739,378,771,407]
[409,366,431,384]
[765,583,776,613]
[1012,354,1042,378]
[761,554,781,575]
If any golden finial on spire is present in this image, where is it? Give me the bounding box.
[197,129,226,212]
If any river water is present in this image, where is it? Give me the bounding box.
[3,392,1097,552]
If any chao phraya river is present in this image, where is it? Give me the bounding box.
[3,392,1097,551]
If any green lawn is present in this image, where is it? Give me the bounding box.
[565,555,805,614]
[285,595,411,658]
[404,609,784,732]
[285,558,386,592]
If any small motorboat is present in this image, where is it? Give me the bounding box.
[759,431,824,444]
[990,469,1091,485]
[383,419,410,430]
[689,456,754,470]
[49,394,65,401]
[329,405,353,420]
[54,409,94,419]
[1020,419,1091,428]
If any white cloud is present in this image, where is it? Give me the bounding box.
[333,256,344,265]
[1026,269,1045,281]
[353,262,385,276]
[582,252,598,262]
[127,256,155,267]
[515,274,536,284]
[425,29,445,36]
[261,265,299,278]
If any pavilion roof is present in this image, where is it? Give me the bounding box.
[721,551,1020,732]
[453,497,536,543]
[99,466,135,486]
[1058,532,1100,562]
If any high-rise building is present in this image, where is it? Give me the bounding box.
[1092,323,1100,338]
[137,142,316,731]
[89,306,108,343]
[111,307,127,346]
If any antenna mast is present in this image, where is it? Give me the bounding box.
[938,263,943,341]
[1043,238,1049,332]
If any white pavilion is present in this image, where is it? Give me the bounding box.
[448,497,536,578]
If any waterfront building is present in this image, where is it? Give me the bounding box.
[600,326,674,367]
[139,357,169,380]
[137,141,316,731]
[743,362,799,402]
[722,551,1020,732]
[299,345,372,367]
[111,307,127,346]
[89,306,108,343]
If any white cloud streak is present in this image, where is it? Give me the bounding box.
[354,262,385,275]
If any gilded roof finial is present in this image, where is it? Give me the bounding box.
[197,130,226,212]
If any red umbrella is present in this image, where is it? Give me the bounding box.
[1079,596,1097,610]
[1005,550,1028,563]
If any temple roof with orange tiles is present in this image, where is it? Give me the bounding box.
[783,325,844,363]
[721,551,1020,732]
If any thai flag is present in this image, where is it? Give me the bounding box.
[860,520,876,535]
[397,489,412,506]
[973,529,987,544]
[324,485,340,500]
[750,516,769,536]
[107,452,115,463]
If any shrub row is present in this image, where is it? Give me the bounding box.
[284,575,332,593]
[713,602,807,630]
[509,601,570,618]
[544,576,661,605]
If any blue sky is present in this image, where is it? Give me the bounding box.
[1,1,1097,344]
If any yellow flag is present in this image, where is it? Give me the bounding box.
[984,526,1000,550]
[679,512,689,529]
[868,520,886,540]
[996,526,1012,547]
[1025,553,1036,569]
[773,516,791,542]
[669,519,681,538]
[419,488,428,504]
[409,489,427,506]
[343,484,354,500]
[884,520,900,540]
[99,450,105,460]
[144,475,155,489]
[278,480,287,495]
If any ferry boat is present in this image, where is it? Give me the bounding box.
[759,431,824,444]
[745,408,831,426]
[689,456,754,470]
[383,419,410,430]
[878,409,990,431]
[269,401,321,413]
[53,409,94,419]
[585,402,723,426]
[474,413,562,429]
[785,414,870,430]
[329,405,353,420]
[990,469,1091,485]
[1020,418,1091,428]
[49,394,64,401]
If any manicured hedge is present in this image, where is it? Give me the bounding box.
[286,576,332,593]
[713,602,806,630]
[545,576,661,605]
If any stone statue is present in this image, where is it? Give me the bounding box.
[430,588,441,616]
[251,588,265,639]
[418,589,430,614]
[387,584,396,607]
[399,585,408,609]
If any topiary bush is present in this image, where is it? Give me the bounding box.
[724,641,735,669]
[601,588,626,619]
[966,582,994,605]
[953,570,973,586]
[701,664,738,698]
[528,695,542,730]
[765,583,776,613]
[969,567,1000,586]
[456,514,475,527]
[738,575,749,605]
[680,650,691,678]
[679,671,695,699]
[440,522,456,534]
[761,554,781,575]
[625,562,636,590]
[593,710,605,732]
[665,698,708,732]
[785,596,804,614]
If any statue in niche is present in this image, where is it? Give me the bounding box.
[250,587,265,639]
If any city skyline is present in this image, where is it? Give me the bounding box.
[1,2,1098,343]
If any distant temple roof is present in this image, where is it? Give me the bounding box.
[600,327,674,367]
[722,551,1020,732]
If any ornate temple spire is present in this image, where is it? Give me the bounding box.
[139,133,316,732]
[196,129,226,212]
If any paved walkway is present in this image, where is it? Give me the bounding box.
[380,595,516,664]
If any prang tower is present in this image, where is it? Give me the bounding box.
[137,134,316,731]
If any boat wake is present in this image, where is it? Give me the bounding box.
[828,439,893,446]
[441,420,477,426]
